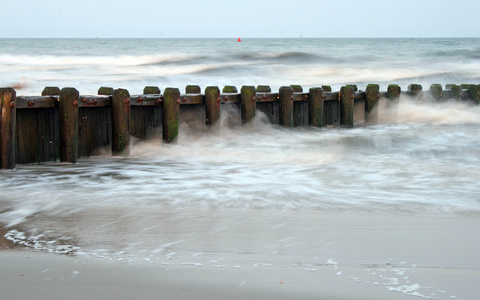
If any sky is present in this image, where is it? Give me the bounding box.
[1,0,479,38]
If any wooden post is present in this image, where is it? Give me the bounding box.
[447,84,461,100]
[365,84,379,123]
[467,84,480,104]
[162,88,180,143]
[98,87,114,95]
[143,86,160,94]
[41,87,60,96]
[59,88,79,163]
[308,87,324,127]
[112,89,130,156]
[322,85,332,92]
[429,84,442,101]
[340,86,354,128]
[256,85,271,93]
[386,84,401,103]
[0,88,16,169]
[205,86,220,125]
[279,86,294,127]
[408,84,423,99]
[240,86,256,123]
[223,86,238,93]
[186,85,201,94]
[290,85,303,92]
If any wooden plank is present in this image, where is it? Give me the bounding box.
[16,96,58,108]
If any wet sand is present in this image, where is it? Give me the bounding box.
[1,212,479,299]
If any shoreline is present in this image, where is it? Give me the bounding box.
[1,212,479,299]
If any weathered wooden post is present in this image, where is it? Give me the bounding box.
[0,88,16,169]
[41,87,60,96]
[186,85,201,94]
[59,88,79,163]
[308,87,324,127]
[447,84,461,100]
[340,86,354,128]
[256,85,271,93]
[223,86,238,93]
[162,88,180,143]
[408,84,423,98]
[279,86,294,127]
[365,84,379,123]
[112,89,130,156]
[322,85,332,92]
[467,85,479,104]
[205,86,220,125]
[143,86,160,94]
[386,84,401,102]
[240,86,256,123]
[291,85,303,93]
[98,87,114,95]
[429,84,443,101]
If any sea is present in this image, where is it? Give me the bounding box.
[1,38,480,299]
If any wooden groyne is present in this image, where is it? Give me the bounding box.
[1,83,479,169]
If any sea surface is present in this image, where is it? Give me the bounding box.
[1,38,480,95]
[1,38,480,299]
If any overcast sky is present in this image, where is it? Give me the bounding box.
[1,0,479,38]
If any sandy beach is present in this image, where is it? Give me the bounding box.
[1,212,479,300]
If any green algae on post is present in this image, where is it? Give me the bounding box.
[222,86,238,93]
[59,88,79,163]
[162,88,180,143]
[112,89,130,156]
[240,86,256,123]
[186,85,201,94]
[256,85,271,93]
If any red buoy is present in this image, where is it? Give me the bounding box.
[238,37,241,42]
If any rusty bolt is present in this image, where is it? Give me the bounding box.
[28,100,34,107]
[82,97,87,103]
[176,99,181,104]
[73,101,78,107]
[182,97,188,102]
[88,100,93,105]
[10,102,16,108]
[124,99,130,104]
